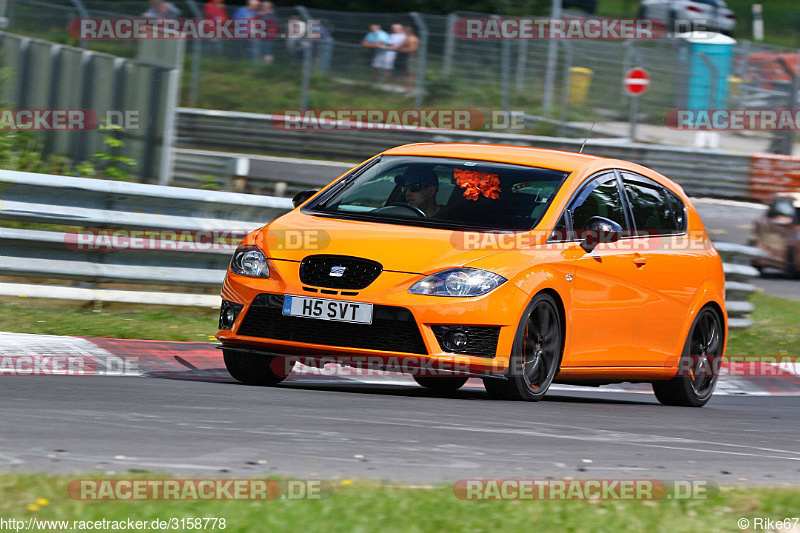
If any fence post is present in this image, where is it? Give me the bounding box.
[15,36,30,109]
[296,6,313,110]
[515,39,528,92]
[410,12,428,110]
[44,45,64,156]
[489,14,510,114]
[68,0,89,49]
[773,55,799,155]
[627,47,643,141]
[542,0,562,115]
[159,67,182,185]
[620,41,632,110]
[72,50,94,165]
[558,41,572,137]
[109,57,126,162]
[141,68,163,183]
[184,0,202,108]
[442,12,456,75]
[501,31,510,113]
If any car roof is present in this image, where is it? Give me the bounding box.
[380,143,686,197]
[382,143,605,173]
[775,192,800,207]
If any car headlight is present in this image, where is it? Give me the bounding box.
[409,268,506,297]
[230,245,269,278]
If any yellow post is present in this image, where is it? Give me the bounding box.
[568,67,593,106]
[728,76,742,99]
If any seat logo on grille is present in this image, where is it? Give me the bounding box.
[329,266,346,277]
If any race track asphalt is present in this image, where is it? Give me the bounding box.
[1,376,797,484]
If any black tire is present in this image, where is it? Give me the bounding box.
[482,293,563,402]
[223,349,293,386]
[413,375,468,392]
[652,307,723,407]
[786,248,799,279]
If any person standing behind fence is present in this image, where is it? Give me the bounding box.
[398,25,419,90]
[361,24,391,83]
[387,24,407,83]
[204,0,227,20]
[258,1,277,64]
[203,0,227,55]
[232,0,260,60]
[143,0,181,18]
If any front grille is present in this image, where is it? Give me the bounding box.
[299,255,382,290]
[431,326,501,358]
[237,294,427,355]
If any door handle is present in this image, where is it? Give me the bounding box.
[633,255,648,267]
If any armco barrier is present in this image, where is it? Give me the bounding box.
[175,107,754,200]
[173,148,353,197]
[0,169,293,307]
[713,242,763,330]
[0,169,760,329]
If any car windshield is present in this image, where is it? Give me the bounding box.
[305,156,569,231]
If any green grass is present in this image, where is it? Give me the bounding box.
[0,291,797,357]
[1,473,799,532]
[184,57,542,123]
[0,298,218,342]
[727,292,800,356]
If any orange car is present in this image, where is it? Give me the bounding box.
[216,144,727,406]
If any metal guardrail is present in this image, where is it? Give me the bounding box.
[0,169,293,307]
[175,107,753,200]
[714,242,763,330]
[0,169,760,328]
[172,148,352,197]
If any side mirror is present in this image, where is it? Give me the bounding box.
[292,189,319,208]
[580,216,622,253]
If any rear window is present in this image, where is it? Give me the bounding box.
[664,189,688,232]
[620,171,687,235]
[769,199,800,223]
[623,180,677,235]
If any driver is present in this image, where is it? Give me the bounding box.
[396,166,441,217]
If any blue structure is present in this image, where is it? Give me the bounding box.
[677,32,737,110]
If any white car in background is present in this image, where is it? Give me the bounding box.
[638,0,737,34]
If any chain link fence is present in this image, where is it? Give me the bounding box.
[2,0,799,151]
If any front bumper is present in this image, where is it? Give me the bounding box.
[215,258,531,375]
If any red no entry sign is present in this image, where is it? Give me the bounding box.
[624,68,650,96]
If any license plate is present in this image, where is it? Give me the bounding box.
[282,295,373,325]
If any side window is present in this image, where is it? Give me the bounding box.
[621,175,678,236]
[664,189,687,233]
[768,199,796,219]
[568,174,629,239]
